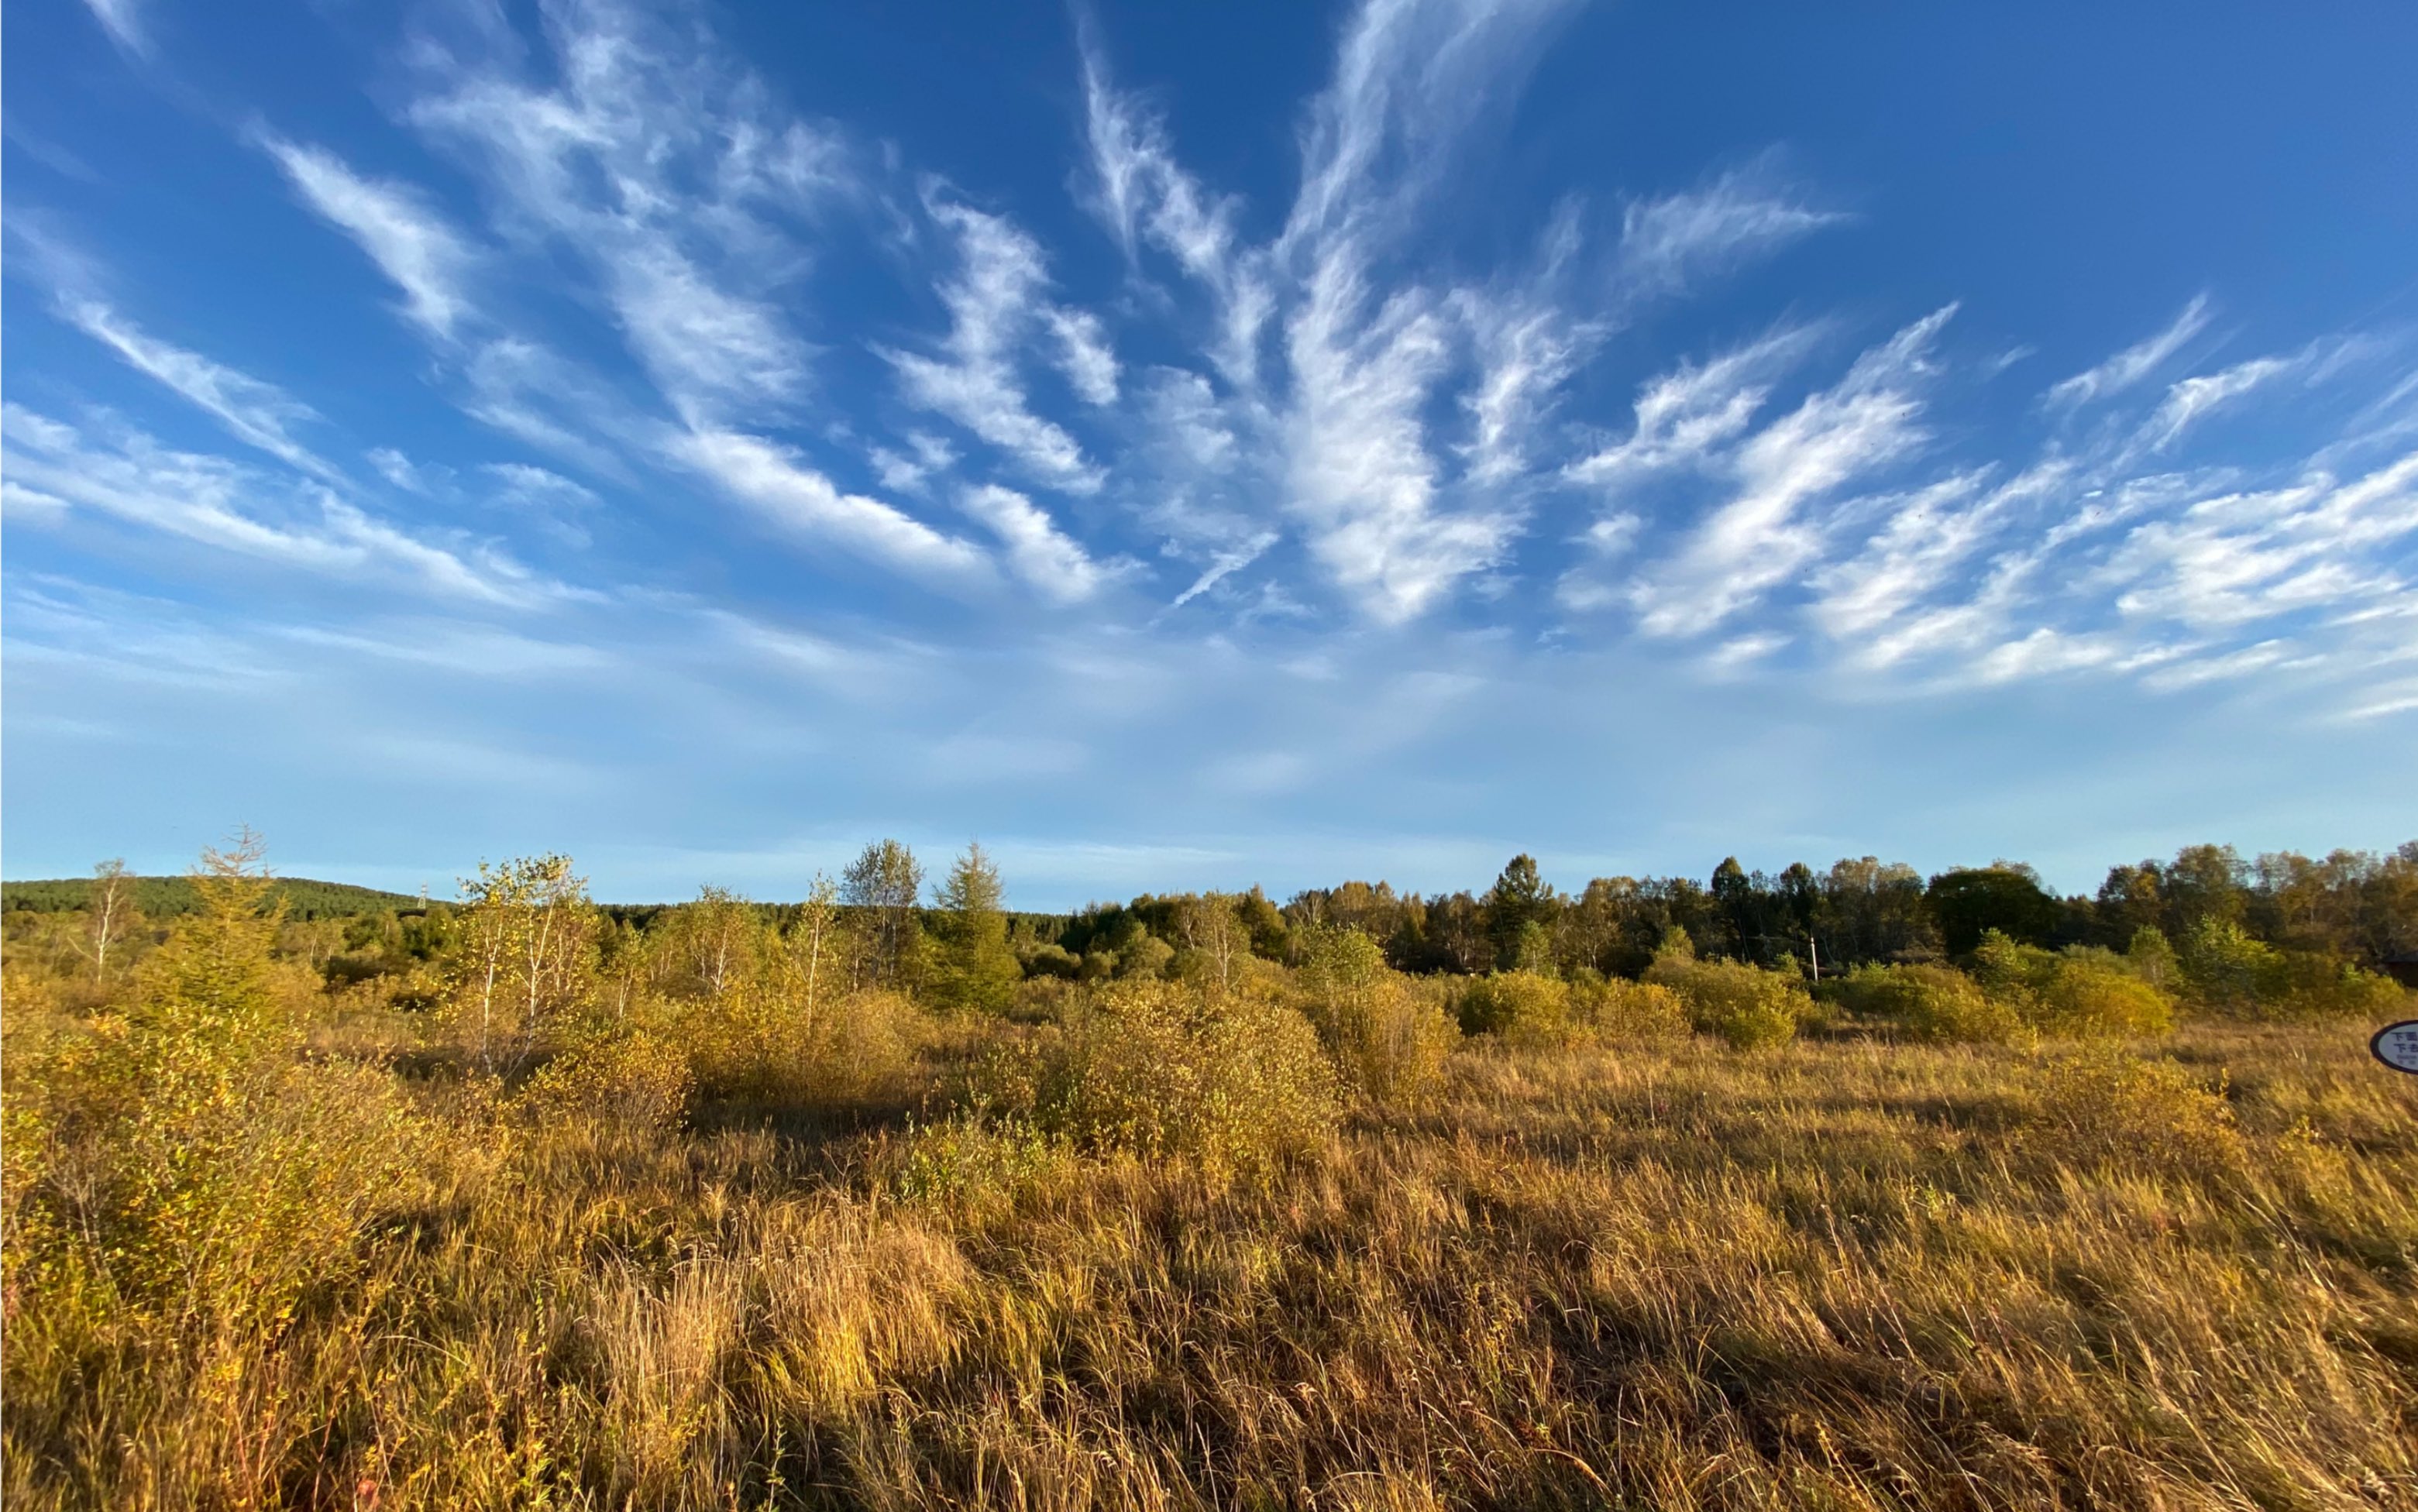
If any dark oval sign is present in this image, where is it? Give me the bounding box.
[2373,1021,2418,1074]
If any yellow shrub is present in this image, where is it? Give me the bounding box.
[889,1112,1072,1214]
[1453,970,1576,1046]
[2029,956,2174,1037]
[1838,962,2024,1044]
[2024,1049,2244,1177]
[660,984,920,1110]
[1295,926,1454,1108]
[1574,977,1691,1044]
[1644,955,1807,1051]
[1972,932,2175,1039]
[3,851,424,1337]
[1013,981,1337,1174]
[515,1030,694,1132]
[1316,976,1457,1108]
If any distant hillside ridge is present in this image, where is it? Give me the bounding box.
[2,876,426,920]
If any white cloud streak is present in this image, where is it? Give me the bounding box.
[665,426,992,586]
[2,404,542,604]
[2045,294,2211,410]
[264,138,478,339]
[1615,160,1846,298]
[1630,306,1955,637]
[81,0,148,57]
[53,295,339,479]
[882,196,1106,493]
[960,484,1107,604]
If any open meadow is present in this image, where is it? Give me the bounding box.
[5,843,2416,1510]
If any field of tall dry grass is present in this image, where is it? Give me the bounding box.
[5,867,2416,1510]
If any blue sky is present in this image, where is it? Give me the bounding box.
[5,0,2416,908]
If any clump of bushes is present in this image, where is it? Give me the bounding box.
[2268,956,2409,1020]
[1294,926,1456,1108]
[1973,932,2173,1038]
[889,1112,1071,1214]
[1019,942,1082,980]
[1835,961,2025,1044]
[1453,969,1577,1046]
[1644,934,1807,1051]
[2023,1048,2244,1178]
[992,981,1337,1174]
[1572,975,1691,1043]
[514,1029,694,1132]
[2,843,424,1349]
[2177,919,2408,1019]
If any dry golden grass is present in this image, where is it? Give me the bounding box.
[8,991,2417,1509]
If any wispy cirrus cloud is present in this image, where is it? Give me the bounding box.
[2045,294,2212,410]
[663,426,993,587]
[1628,306,1955,637]
[30,0,2417,733]
[1564,323,1823,490]
[882,194,1109,494]
[52,294,339,480]
[80,0,149,58]
[1,404,545,604]
[263,138,479,340]
[406,0,841,423]
[959,484,1113,605]
[1613,156,1848,300]
[2134,353,2296,453]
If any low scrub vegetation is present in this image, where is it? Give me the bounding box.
[5,833,2416,1508]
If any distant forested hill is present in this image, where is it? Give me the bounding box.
[2,876,425,920]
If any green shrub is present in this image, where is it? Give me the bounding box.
[889,1112,1071,1214]
[2270,956,2409,1019]
[2126,926,2182,991]
[2177,917,2282,1014]
[1644,954,1807,1051]
[2030,956,2175,1037]
[1836,962,2024,1044]
[1972,930,2175,1039]
[1020,942,1082,979]
[1116,933,1177,981]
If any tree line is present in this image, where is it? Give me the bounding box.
[9,839,2413,1024]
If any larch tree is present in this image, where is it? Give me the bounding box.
[930,843,1018,1013]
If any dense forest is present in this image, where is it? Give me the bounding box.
[2,872,422,920]
[5,831,2416,1509]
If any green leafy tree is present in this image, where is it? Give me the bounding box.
[842,839,924,991]
[1926,865,2062,954]
[2179,916,2284,1014]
